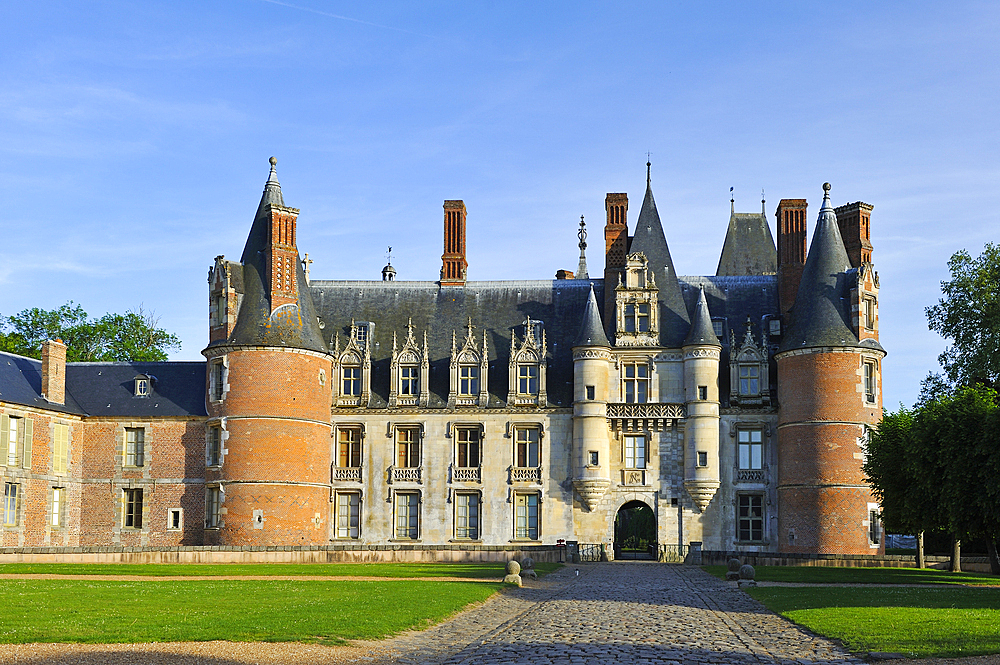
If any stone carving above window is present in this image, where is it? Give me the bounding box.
[508,318,547,407]
[389,318,430,408]
[729,318,770,407]
[448,319,490,408]
[333,320,372,408]
[615,252,659,347]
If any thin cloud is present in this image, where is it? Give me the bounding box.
[258,0,435,39]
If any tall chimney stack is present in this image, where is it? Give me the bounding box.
[41,339,67,405]
[834,201,874,267]
[776,198,808,316]
[603,192,629,335]
[441,200,468,286]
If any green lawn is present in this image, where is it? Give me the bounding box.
[746,585,1000,658]
[0,579,503,645]
[0,561,561,578]
[703,564,1000,585]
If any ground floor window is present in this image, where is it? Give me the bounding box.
[51,487,64,528]
[205,487,221,528]
[123,488,143,529]
[3,483,18,526]
[514,493,539,540]
[737,494,763,541]
[336,492,361,539]
[455,493,480,540]
[394,492,419,539]
[868,505,882,546]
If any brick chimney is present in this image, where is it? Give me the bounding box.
[41,339,67,405]
[603,192,628,334]
[834,201,874,267]
[266,204,300,309]
[441,200,468,286]
[776,198,808,316]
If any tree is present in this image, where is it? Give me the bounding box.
[0,303,180,362]
[926,242,1000,388]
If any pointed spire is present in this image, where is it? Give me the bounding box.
[628,161,691,346]
[779,182,872,352]
[260,156,285,209]
[684,286,720,347]
[731,186,735,215]
[577,215,589,279]
[574,285,611,347]
[716,188,777,276]
[646,159,651,186]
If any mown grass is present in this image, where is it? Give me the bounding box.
[746,585,1000,658]
[0,561,561,578]
[703,564,1000,585]
[0,579,503,645]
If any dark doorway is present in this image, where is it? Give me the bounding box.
[614,500,656,560]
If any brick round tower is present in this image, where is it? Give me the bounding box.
[775,183,885,554]
[203,158,333,546]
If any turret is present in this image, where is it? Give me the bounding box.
[203,157,333,546]
[571,286,613,511]
[775,183,885,554]
[681,287,722,511]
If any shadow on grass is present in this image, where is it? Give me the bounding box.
[703,564,1000,586]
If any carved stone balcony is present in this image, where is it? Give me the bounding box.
[333,466,362,482]
[452,466,481,483]
[390,466,421,483]
[509,466,542,484]
[735,468,766,483]
[607,402,684,431]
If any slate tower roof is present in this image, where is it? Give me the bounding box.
[627,165,690,347]
[684,286,720,347]
[716,200,777,276]
[574,285,611,347]
[221,159,328,354]
[779,183,881,353]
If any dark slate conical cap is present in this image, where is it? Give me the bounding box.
[628,165,690,347]
[779,183,866,353]
[224,158,328,354]
[716,207,777,276]
[684,286,720,347]
[573,285,611,347]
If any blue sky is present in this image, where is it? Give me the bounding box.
[2,1,998,409]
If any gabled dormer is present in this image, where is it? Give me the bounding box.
[389,319,430,408]
[333,321,371,408]
[208,255,243,343]
[448,320,489,408]
[729,318,770,407]
[614,252,659,347]
[508,319,547,407]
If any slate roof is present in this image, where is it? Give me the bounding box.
[779,186,883,354]
[574,285,611,347]
[684,286,721,347]
[218,159,328,354]
[716,210,777,276]
[0,352,85,415]
[309,279,604,408]
[0,352,206,417]
[627,174,690,347]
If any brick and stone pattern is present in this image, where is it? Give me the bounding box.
[211,347,333,546]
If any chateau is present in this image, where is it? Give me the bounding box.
[0,158,885,556]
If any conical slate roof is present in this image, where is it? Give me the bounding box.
[574,285,611,347]
[684,286,720,347]
[224,158,328,354]
[716,207,777,276]
[779,184,875,353]
[628,166,690,347]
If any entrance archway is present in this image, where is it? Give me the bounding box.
[613,500,656,560]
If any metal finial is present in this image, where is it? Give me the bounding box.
[646,157,651,185]
[386,246,393,264]
[730,186,734,214]
[761,188,766,215]
[823,182,832,193]
[267,156,278,183]
[577,215,589,279]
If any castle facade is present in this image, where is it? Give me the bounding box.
[0,159,885,555]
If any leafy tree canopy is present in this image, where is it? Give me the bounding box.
[926,242,1000,388]
[0,302,181,362]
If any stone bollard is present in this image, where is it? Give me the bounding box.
[503,560,522,587]
[725,558,742,581]
[737,563,757,588]
[520,557,537,579]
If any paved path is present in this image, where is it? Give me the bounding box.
[382,562,863,665]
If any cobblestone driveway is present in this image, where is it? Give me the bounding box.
[387,562,863,665]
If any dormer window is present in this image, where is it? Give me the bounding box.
[624,303,649,333]
[353,321,374,350]
[334,323,371,407]
[517,365,538,395]
[400,366,419,395]
[508,319,546,407]
[388,320,429,408]
[342,363,361,396]
[459,365,479,395]
[134,375,150,397]
[729,320,770,407]
[738,365,759,397]
[449,320,489,407]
